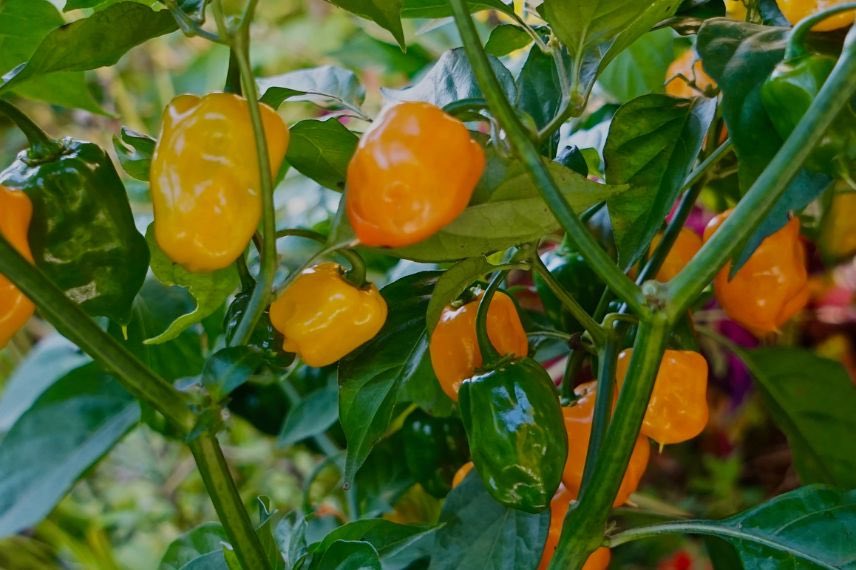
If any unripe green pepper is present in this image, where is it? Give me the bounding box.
[459,357,567,513]
[534,245,603,333]
[401,409,470,498]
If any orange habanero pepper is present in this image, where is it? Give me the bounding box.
[651,228,703,282]
[0,185,35,347]
[665,49,717,98]
[777,0,855,31]
[538,486,612,570]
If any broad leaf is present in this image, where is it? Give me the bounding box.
[696,19,831,269]
[159,523,229,570]
[738,347,856,488]
[605,94,716,266]
[429,472,549,569]
[323,0,404,50]
[310,540,380,570]
[144,225,239,345]
[0,2,178,97]
[425,256,496,332]
[383,48,516,108]
[516,44,566,151]
[113,127,155,181]
[0,364,139,537]
[598,28,675,102]
[258,65,365,111]
[308,519,435,562]
[202,347,267,402]
[354,432,418,518]
[278,386,339,447]
[286,119,359,192]
[400,0,513,18]
[486,24,533,57]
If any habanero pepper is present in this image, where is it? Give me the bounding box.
[538,486,612,570]
[650,228,703,282]
[429,291,529,401]
[562,381,650,506]
[704,210,809,335]
[401,409,470,498]
[777,0,855,30]
[346,101,486,248]
[0,185,35,347]
[269,263,387,367]
[150,93,289,272]
[665,49,717,99]
[459,356,568,513]
[617,349,709,446]
[534,244,604,333]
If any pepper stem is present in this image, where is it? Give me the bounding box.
[337,248,368,289]
[475,271,506,368]
[786,2,856,59]
[0,99,64,161]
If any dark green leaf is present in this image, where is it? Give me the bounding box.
[598,28,675,102]
[309,519,435,561]
[354,432,418,518]
[311,540,380,570]
[323,0,404,50]
[286,119,358,192]
[426,257,496,332]
[338,272,443,484]
[401,0,513,18]
[0,364,139,537]
[0,2,178,96]
[429,472,549,569]
[485,24,533,57]
[144,225,239,345]
[384,48,516,108]
[516,44,566,137]
[258,65,365,111]
[605,94,716,267]
[738,347,856,488]
[159,523,229,570]
[278,386,339,447]
[202,347,267,402]
[113,127,155,181]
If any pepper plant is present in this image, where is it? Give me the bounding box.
[1,0,856,568]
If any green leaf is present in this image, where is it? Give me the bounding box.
[323,0,404,50]
[64,0,111,9]
[0,364,139,537]
[286,119,358,192]
[308,519,435,562]
[604,94,716,267]
[390,162,628,262]
[258,65,365,111]
[202,347,267,402]
[516,44,566,135]
[113,127,155,181]
[354,432,418,517]
[539,0,681,109]
[696,19,830,270]
[338,272,443,484]
[401,0,513,18]
[310,540,380,570]
[624,485,856,569]
[159,523,229,570]
[598,28,675,102]
[256,497,286,570]
[144,225,239,345]
[737,347,856,488]
[425,256,496,332]
[278,385,339,447]
[485,24,533,57]
[429,472,550,569]
[383,48,517,108]
[0,2,178,97]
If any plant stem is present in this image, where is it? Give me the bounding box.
[475,271,505,367]
[448,0,648,319]
[0,236,195,431]
[550,315,668,569]
[0,99,65,160]
[667,25,856,321]
[189,433,272,570]
[532,254,606,345]
[581,330,619,488]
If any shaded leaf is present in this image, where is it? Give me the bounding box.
[286,119,358,192]
[486,24,533,57]
[598,28,675,102]
[113,127,155,181]
[310,540,380,570]
[258,65,365,111]
[322,0,404,50]
[278,386,339,447]
[159,523,229,570]
[309,519,435,561]
[202,347,267,402]
[516,44,566,141]
[401,0,513,18]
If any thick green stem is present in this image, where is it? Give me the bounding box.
[667,26,856,321]
[581,330,619,488]
[475,272,505,367]
[0,99,65,161]
[0,236,195,431]
[532,254,606,345]
[448,0,648,319]
[189,433,272,570]
[786,2,856,58]
[550,315,668,569]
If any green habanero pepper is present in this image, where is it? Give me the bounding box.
[224,290,294,369]
[534,243,604,333]
[0,101,147,323]
[402,409,470,498]
[458,357,567,513]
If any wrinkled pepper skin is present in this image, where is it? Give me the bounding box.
[224,290,294,368]
[151,93,289,272]
[534,246,603,333]
[402,409,470,498]
[777,0,855,30]
[665,49,717,98]
[0,185,35,347]
[346,101,485,248]
[0,140,148,324]
[761,55,855,174]
[459,357,568,513]
[651,228,703,282]
[538,486,612,570]
[429,291,528,401]
[704,210,809,335]
[269,263,387,367]
[617,349,709,446]
[562,382,650,506]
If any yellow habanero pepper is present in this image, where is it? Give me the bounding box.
[0,185,35,347]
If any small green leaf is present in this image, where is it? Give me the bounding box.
[401,0,513,18]
[144,225,239,345]
[278,386,339,447]
[113,127,155,181]
[159,523,229,570]
[485,24,533,57]
[258,65,365,111]
[321,0,404,50]
[426,257,496,332]
[286,119,359,192]
[202,346,267,402]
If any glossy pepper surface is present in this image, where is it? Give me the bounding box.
[534,245,604,333]
[402,409,470,498]
[429,291,528,401]
[150,93,289,272]
[651,228,703,282]
[665,49,717,98]
[269,263,387,367]
[538,486,612,570]
[0,185,35,347]
[346,101,485,248]
[617,349,709,446]
[459,357,567,513]
[562,382,650,506]
[777,0,855,30]
[704,211,809,335]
